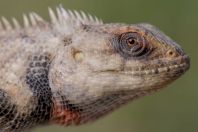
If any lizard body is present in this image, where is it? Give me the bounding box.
[0,6,190,132]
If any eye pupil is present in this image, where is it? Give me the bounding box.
[127,38,136,47]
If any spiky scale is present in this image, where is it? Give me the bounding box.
[12,18,21,29]
[48,7,58,25]
[23,14,30,28]
[1,17,12,30]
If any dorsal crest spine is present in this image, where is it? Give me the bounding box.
[0,5,103,31]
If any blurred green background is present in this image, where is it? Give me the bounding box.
[0,0,197,132]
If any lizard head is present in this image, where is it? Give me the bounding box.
[101,23,190,90]
[50,23,190,124]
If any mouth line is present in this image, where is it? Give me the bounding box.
[99,61,189,76]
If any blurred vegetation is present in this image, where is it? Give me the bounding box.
[0,0,197,132]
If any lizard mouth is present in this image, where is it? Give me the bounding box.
[100,55,190,76]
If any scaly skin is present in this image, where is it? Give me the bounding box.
[0,6,190,132]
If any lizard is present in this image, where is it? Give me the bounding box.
[0,5,190,132]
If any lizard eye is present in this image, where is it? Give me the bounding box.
[116,32,152,58]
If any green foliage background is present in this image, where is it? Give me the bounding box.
[0,0,197,132]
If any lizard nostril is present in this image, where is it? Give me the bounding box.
[166,50,177,58]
